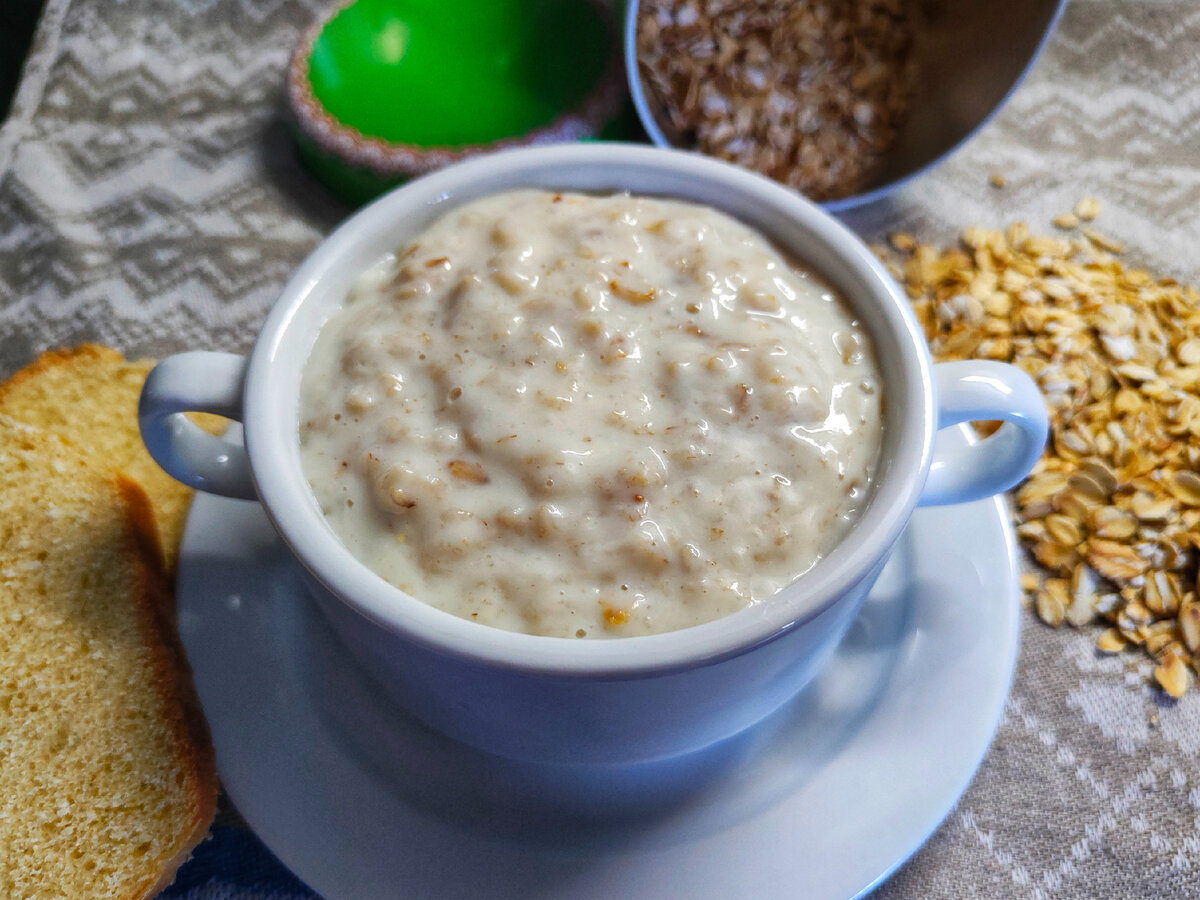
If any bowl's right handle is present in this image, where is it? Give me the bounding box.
[918,360,1048,507]
[138,351,257,500]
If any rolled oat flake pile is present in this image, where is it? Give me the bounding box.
[879,200,1200,698]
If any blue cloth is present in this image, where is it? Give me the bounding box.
[162,825,316,899]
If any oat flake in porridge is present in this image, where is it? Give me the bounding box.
[299,189,882,638]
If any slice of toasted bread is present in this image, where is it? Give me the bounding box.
[0,344,221,573]
[0,417,217,898]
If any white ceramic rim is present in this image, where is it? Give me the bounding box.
[244,143,935,676]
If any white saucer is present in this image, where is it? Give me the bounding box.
[177,426,1019,900]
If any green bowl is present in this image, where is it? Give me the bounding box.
[287,0,624,205]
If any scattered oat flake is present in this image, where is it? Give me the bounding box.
[1097,627,1127,653]
[1036,586,1067,627]
[989,173,1007,188]
[1180,603,1200,653]
[1082,228,1123,253]
[879,213,1200,695]
[1052,213,1079,230]
[1155,653,1191,699]
[1075,196,1101,221]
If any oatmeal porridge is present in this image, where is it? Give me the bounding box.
[299,189,882,638]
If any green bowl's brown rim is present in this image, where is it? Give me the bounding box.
[286,0,626,179]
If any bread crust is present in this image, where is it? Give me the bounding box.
[0,344,183,574]
[116,476,218,898]
[0,343,126,395]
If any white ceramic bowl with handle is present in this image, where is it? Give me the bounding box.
[140,144,1047,765]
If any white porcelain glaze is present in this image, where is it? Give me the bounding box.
[139,144,1046,763]
[175,434,1021,899]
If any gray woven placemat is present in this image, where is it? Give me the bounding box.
[1,1,1198,896]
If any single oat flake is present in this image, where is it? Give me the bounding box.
[879,204,1200,696]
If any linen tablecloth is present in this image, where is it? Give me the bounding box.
[2,1,1199,896]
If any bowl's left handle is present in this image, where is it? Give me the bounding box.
[138,352,257,500]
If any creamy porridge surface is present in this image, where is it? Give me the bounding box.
[299,189,882,638]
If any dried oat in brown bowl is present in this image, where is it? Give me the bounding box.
[625,0,1068,210]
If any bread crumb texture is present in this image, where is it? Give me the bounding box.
[0,417,215,898]
[0,345,222,572]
